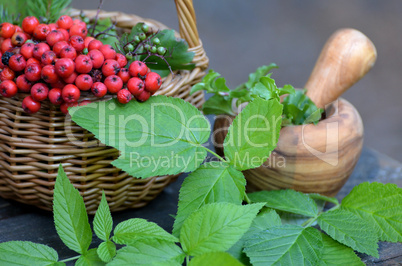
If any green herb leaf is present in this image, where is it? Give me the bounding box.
[97,241,116,263]
[248,189,319,217]
[341,182,402,243]
[228,208,281,263]
[189,252,244,266]
[75,248,104,266]
[190,70,226,95]
[172,162,246,237]
[223,97,282,171]
[93,191,113,242]
[70,96,210,179]
[243,64,278,90]
[318,233,364,266]
[202,94,234,115]
[278,84,296,96]
[308,193,339,206]
[0,241,59,265]
[113,218,178,245]
[53,165,92,255]
[180,202,265,256]
[282,90,323,125]
[317,208,379,257]
[108,239,185,266]
[244,225,323,266]
[250,76,280,101]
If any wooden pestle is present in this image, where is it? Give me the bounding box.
[304,28,377,108]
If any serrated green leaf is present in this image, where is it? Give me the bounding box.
[227,208,281,264]
[250,75,280,101]
[0,241,59,266]
[244,64,278,89]
[53,165,92,255]
[244,225,323,266]
[248,189,319,217]
[93,192,113,242]
[108,239,185,266]
[341,182,402,242]
[112,218,178,245]
[97,241,116,263]
[308,193,339,206]
[318,233,364,266]
[180,202,265,256]
[278,84,296,96]
[202,94,234,115]
[189,252,244,266]
[223,97,282,171]
[70,96,210,179]
[172,162,246,237]
[75,248,104,266]
[282,90,323,125]
[317,208,379,257]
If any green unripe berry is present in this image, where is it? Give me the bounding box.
[125,53,133,60]
[144,44,150,51]
[157,47,167,55]
[133,35,140,43]
[25,39,35,44]
[139,33,146,41]
[83,17,90,24]
[125,44,134,52]
[152,37,160,45]
[82,48,88,55]
[150,46,157,53]
[141,24,149,33]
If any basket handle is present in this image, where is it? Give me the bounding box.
[174,0,200,48]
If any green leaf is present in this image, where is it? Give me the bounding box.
[25,0,72,23]
[0,241,59,266]
[243,64,278,89]
[113,218,178,245]
[227,208,281,264]
[317,208,379,257]
[250,76,281,101]
[108,239,185,266]
[282,90,323,125]
[91,18,118,48]
[202,94,234,115]
[278,84,296,96]
[70,96,210,179]
[244,225,323,266]
[180,202,265,256]
[308,193,339,206]
[341,182,402,242]
[93,191,113,241]
[75,248,104,266]
[172,162,246,237]
[97,241,116,263]
[248,189,319,217]
[53,165,92,255]
[223,97,282,171]
[318,233,364,266]
[189,252,244,266]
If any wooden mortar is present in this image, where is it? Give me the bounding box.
[213,28,377,196]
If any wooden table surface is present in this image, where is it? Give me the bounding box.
[0,146,401,265]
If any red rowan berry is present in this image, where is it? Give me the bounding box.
[22,96,41,114]
[104,75,123,93]
[117,89,132,104]
[31,83,49,101]
[41,65,59,84]
[22,16,40,34]
[0,79,17,97]
[88,49,104,69]
[57,15,73,30]
[75,54,93,73]
[48,88,63,105]
[129,60,148,78]
[91,82,107,98]
[75,74,93,91]
[99,44,116,60]
[102,59,120,76]
[33,24,50,41]
[127,77,144,96]
[55,58,74,78]
[62,84,80,103]
[16,74,33,92]
[8,54,26,72]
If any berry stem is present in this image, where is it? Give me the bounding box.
[94,19,117,38]
[91,0,105,37]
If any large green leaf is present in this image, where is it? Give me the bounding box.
[75,248,104,266]
[317,209,379,257]
[172,162,246,237]
[248,189,319,217]
[97,241,116,263]
[318,233,364,266]
[223,97,282,171]
[180,202,264,257]
[0,241,59,266]
[113,218,178,245]
[341,182,402,242]
[108,239,185,266]
[282,90,323,125]
[202,94,234,116]
[53,165,92,255]
[93,191,113,242]
[244,225,323,266]
[189,252,244,266]
[70,96,210,178]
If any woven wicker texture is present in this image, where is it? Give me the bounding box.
[0,0,209,214]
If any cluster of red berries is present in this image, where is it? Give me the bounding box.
[0,15,162,114]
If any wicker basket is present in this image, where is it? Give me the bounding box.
[0,0,208,214]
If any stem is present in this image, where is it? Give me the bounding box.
[244,193,252,204]
[94,19,117,38]
[186,255,190,265]
[91,0,105,37]
[202,146,227,163]
[302,204,341,228]
[60,255,81,263]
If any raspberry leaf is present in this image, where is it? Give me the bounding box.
[244,225,323,266]
[248,189,319,217]
[172,162,246,237]
[97,241,116,263]
[341,182,402,242]
[180,202,265,257]
[0,241,59,265]
[189,252,243,266]
[93,191,113,242]
[75,248,103,266]
[223,97,282,171]
[53,164,92,255]
[70,96,210,179]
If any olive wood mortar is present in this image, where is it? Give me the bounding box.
[213,28,377,196]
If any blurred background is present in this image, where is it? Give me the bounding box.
[73,1,400,161]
